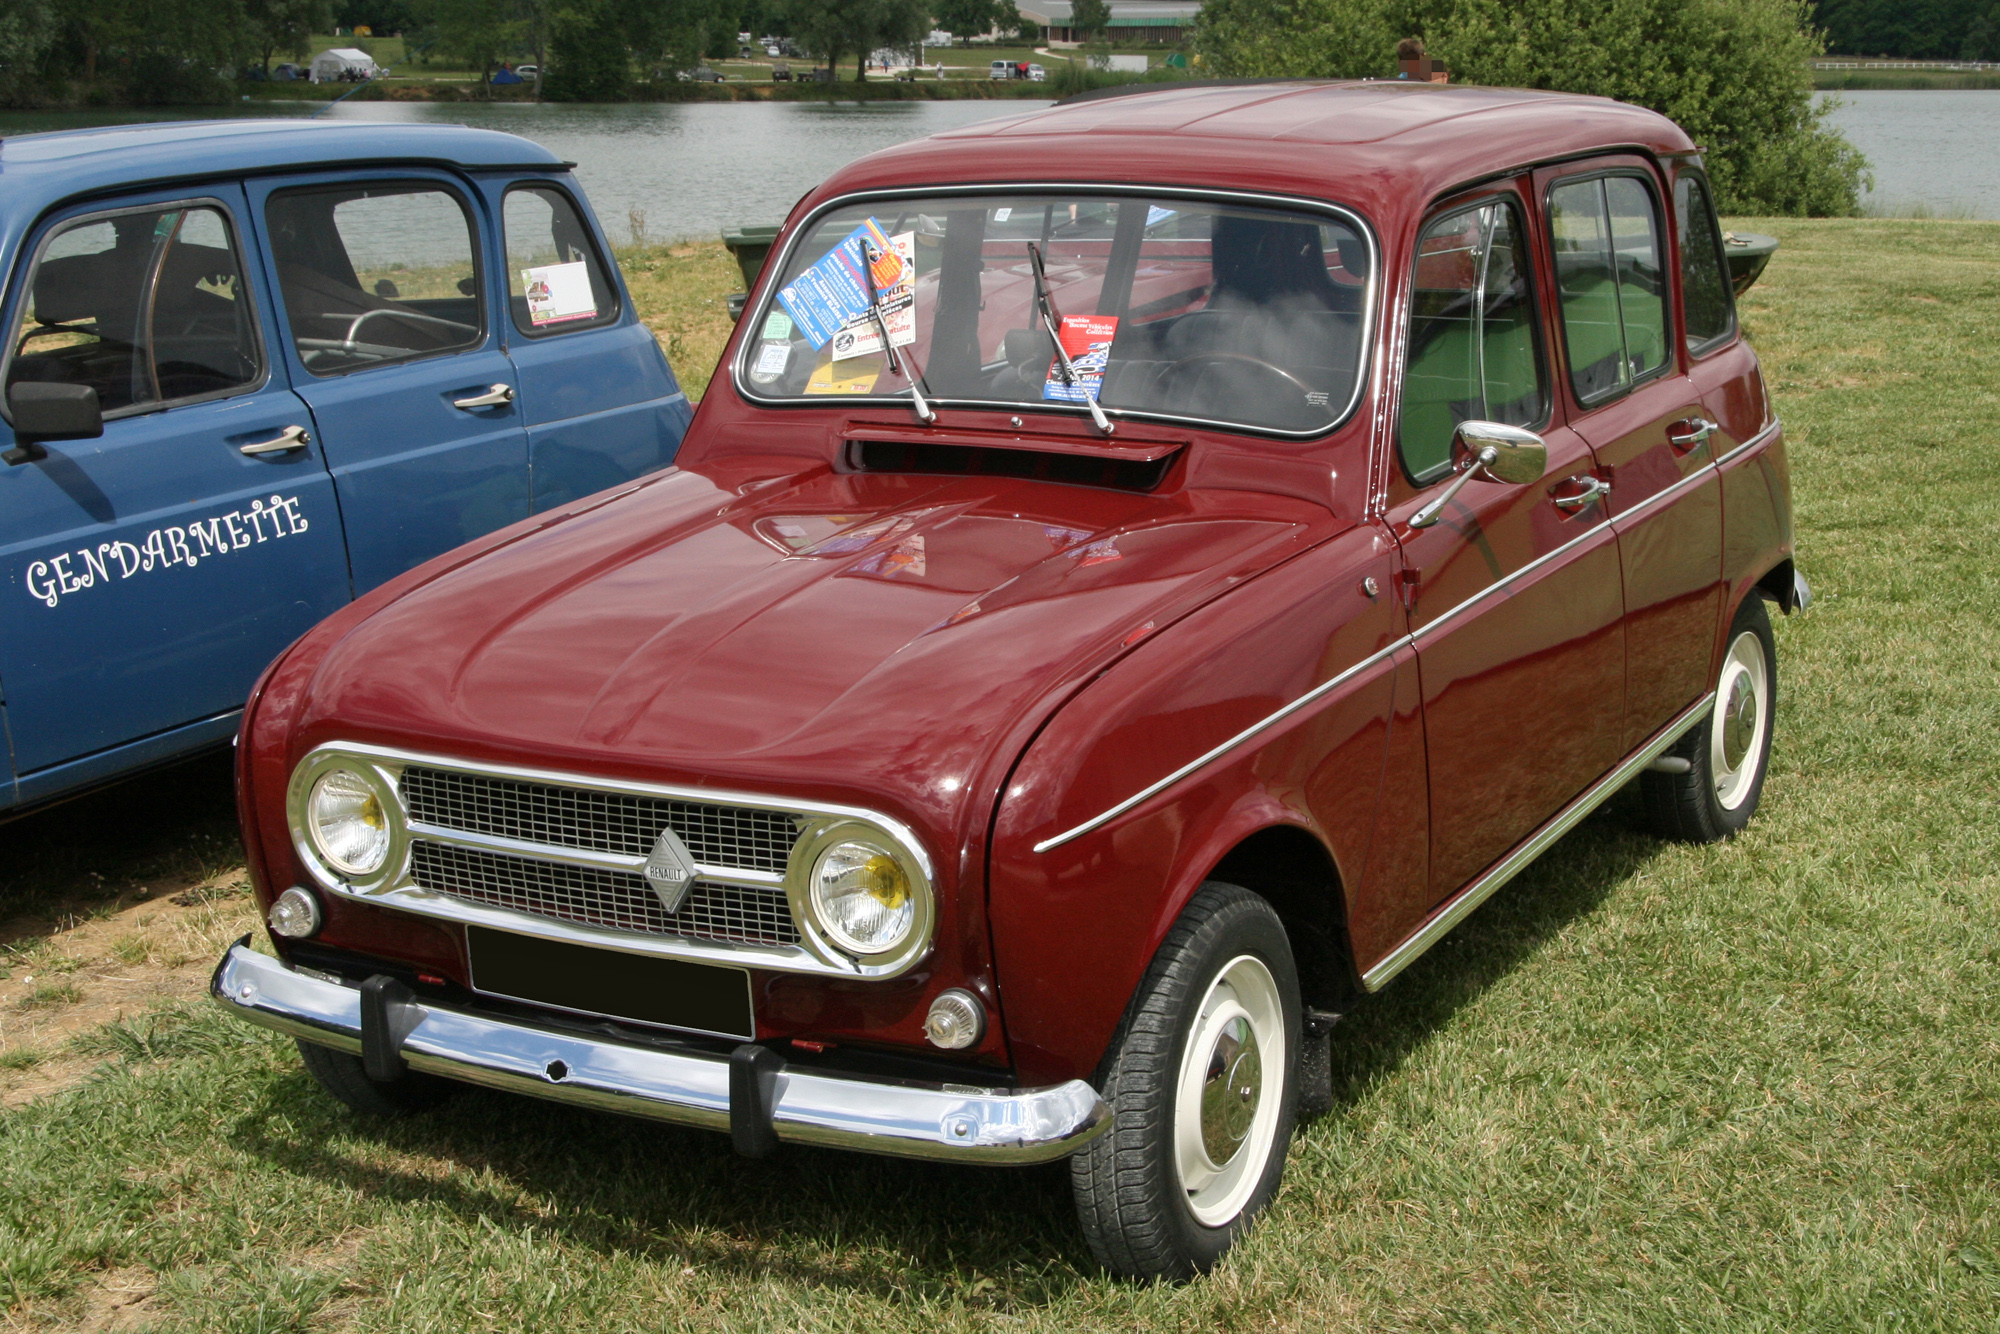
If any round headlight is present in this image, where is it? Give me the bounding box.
[809,839,914,956]
[308,767,390,875]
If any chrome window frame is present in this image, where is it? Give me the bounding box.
[0,195,274,426]
[731,182,1381,442]
[287,742,937,980]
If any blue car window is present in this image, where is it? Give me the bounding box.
[5,202,262,417]
[266,183,484,376]
[502,184,618,337]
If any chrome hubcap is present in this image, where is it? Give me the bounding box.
[1199,1016,1262,1166]
[1710,628,1770,811]
[1174,954,1285,1227]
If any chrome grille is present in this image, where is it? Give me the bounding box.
[401,766,800,873]
[409,840,801,948]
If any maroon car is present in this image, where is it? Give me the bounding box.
[215,83,1806,1280]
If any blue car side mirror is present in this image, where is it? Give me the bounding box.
[6,382,103,464]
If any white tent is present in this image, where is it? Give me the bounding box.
[309,48,379,83]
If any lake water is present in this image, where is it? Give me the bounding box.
[2,91,1994,238]
[1823,90,2000,217]
[0,100,1055,243]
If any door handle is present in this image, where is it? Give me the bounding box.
[1666,417,1717,451]
[453,383,515,409]
[1551,475,1611,511]
[238,425,311,456]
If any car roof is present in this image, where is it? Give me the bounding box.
[0,119,564,229]
[807,81,1697,229]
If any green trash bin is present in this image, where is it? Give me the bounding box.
[721,224,783,301]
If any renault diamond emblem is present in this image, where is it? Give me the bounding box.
[643,827,697,913]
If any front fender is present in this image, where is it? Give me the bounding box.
[987,523,1403,1087]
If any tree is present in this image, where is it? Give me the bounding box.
[544,0,629,98]
[0,0,55,105]
[933,0,996,44]
[1192,0,1868,216]
[246,0,332,73]
[415,0,526,94]
[1071,0,1111,40]
[778,0,924,80]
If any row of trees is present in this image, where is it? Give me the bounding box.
[0,0,1058,105]
[1190,0,1869,216]
[1812,0,2000,60]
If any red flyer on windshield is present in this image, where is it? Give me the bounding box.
[1043,314,1118,403]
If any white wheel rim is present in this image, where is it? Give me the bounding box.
[1173,954,1285,1227]
[1710,628,1770,811]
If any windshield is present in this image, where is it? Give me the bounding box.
[739,192,1375,436]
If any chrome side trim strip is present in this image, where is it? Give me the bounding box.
[1033,638,1405,852]
[213,944,1112,1165]
[1408,515,1614,646]
[1360,690,1715,992]
[1710,417,1781,471]
[1609,455,1716,528]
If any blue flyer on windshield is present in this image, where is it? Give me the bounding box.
[776,219,906,350]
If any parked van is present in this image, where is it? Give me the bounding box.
[0,121,691,813]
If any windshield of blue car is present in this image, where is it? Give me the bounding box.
[739,193,1374,436]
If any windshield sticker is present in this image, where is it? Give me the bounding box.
[1043,314,1119,403]
[992,207,1013,222]
[803,350,882,395]
[760,311,795,341]
[23,493,310,610]
[830,231,915,363]
[776,218,905,350]
[754,342,791,376]
[1145,205,1177,228]
[522,261,597,326]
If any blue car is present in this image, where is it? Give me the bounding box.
[0,120,692,814]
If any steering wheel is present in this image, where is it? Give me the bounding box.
[1158,351,1315,403]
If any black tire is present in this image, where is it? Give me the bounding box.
[1642,594,1778,842]
[295,1039,457,1116]
[1071,883,1301,1282]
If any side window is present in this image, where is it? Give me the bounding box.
[5,203,262,417]
[266,183,483,376]
[1549,175,1671,404]
[1675,174,1734,353]
[503,184,618,336]
[1399,198,1549,480]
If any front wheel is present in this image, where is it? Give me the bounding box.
[1642,594,1778,842]
[1071,883,1300,1281]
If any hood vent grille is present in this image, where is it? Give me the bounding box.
[852,439,1174,493]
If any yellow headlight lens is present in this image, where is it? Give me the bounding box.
[308,767,390,876]
[809,839,915,955]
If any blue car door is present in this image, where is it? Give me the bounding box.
[483,176,690,511]
[244,169,530,593]
[0,186,350,794]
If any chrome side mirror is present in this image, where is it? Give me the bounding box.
[1410,420,1548,529]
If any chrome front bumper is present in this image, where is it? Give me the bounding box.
[211,944,1110,1164]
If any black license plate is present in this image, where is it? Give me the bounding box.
[467,926,754,1040]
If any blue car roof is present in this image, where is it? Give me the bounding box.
[0,119,566,230]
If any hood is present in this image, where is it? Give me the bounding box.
[297,459,1341,864]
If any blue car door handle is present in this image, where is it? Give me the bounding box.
[239,425,312,455]
[453,383,515,410]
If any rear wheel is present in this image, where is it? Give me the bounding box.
[1642,594,1777,842]
[1071,883,1300,1281]
[295,1039,456,1117]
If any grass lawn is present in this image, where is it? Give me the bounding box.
[2,218,1997,1330]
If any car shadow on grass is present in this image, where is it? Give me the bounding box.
[217,788,1675,1302]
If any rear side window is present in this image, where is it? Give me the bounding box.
[1548,175,1671,404]
[5,202,262,417]
[265,183,484,376]
[502,185,618,336]
[1675,174,1734,354]
[1399,198,1548,480]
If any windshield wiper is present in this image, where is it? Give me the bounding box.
[862,241,934,424]
[1026,242,1115,436]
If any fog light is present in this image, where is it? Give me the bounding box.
[268,886,322,939]
[924,989,984,1050]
